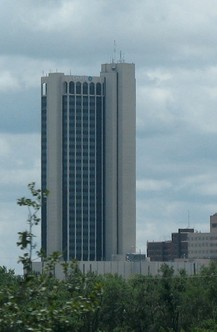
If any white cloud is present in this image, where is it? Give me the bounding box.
[180,174,217,196]
[0,71,20,92]
[0,133,40,187]
[137,179,172,192]
[0,136,11,156]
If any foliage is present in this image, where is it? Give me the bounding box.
[17,182,48,274]
[0,183,103,331]
[2,183,217,330]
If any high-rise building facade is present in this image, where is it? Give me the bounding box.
[41,62,136,261]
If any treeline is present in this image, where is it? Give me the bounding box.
[3,182,216,331]
[1,261,217,331]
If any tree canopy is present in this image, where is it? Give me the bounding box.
[1,183,217,331]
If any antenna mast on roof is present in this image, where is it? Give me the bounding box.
[112,40,117,63]
[119,50,125,63]
[187,210,190,228]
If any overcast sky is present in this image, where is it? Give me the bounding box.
[1,0,217,273]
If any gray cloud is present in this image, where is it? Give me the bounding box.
[0,0,217,268]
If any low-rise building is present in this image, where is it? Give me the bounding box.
[147,213,217,261]
[147,228,194,261]
[188,213,217,259]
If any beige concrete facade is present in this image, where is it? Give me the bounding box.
[44,73,64,255]
[33,259,210,279]
[188,213,217,259]
[101,63,136,259]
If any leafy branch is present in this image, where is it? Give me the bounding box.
[16,182,48,275]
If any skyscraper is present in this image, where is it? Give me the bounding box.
[41,62,136,261]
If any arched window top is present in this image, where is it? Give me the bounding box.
[69,81,74,94]
[83,82,88,95]
[89,82,95,95]
[42,82,47,96]
[96,83,101,95]
[63,81,67,94]
[76,81,81,95]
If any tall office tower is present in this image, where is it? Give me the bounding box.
[41,62,136,261]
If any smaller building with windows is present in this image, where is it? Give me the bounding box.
[147,213,217,262]
[147,228,194,262]
[188,213,217,259]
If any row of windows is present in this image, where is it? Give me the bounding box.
[67,195,96,200]
[69,201,96,206]
[63,169,96,174]
[63,137,96,142]
[64,181,96,187]
[64,145,96,151]
[67,107,97,113]
[69,205,96,210]
[69,233,95,241]
[66,124,96,131]
[67,116,96,122]
[68,205,96,210]
[63,160,96,166]
[69,199,97,205]
[63,81,103,95]
[63,159,96,164]
[68,203,98,208]
[68,250,97,256]
[63,151,96,157]
[188,236,217,241]
[68,242,97,248]
[69,206,96,211]
[189,250,217,254]
[71,231,95,236]
[68,247,97,254]
[63,137,96,143]
[63,108,98,114]
[64,151,95,156]
[63,165,96,171]
[68,182,96,187]
[67,182,96,187]
[69,165,95,171]
[189,242,217,247]
[70,210,96,221]
[68,193,97,198]
[63,134,95,143]
[70,145,91,154]
[65,176,93,181]
[65,190,96,195]
[64,154,96,160]
[67,117,96,123]
[68,210,96,214]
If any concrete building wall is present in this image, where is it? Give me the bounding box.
[101,63,136,259]
[188,232,217,259]
[33,259,210,279]
[210,213,217,233]
[100,65,118,259]
[187,214,217,259]
[42,73,64,255]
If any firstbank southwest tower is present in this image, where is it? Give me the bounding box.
[41,62,136,261]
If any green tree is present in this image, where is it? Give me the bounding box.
[4,183,217,331]
[97,274,131,331]
[0,183,102,331]
[126,274,160,331]
[17,182,48,275]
